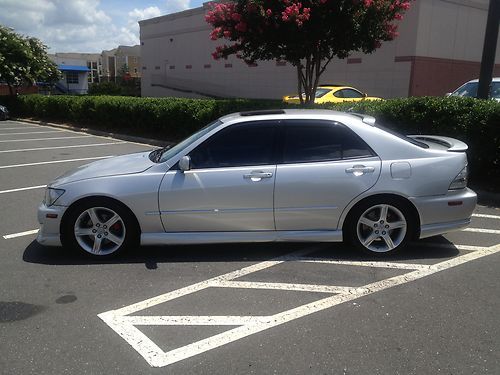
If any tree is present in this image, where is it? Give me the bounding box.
[206,0,412,104]
[0,25,60,96]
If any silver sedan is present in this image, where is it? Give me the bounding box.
[37,109,476,257]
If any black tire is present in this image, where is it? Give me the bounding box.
[345,197,416,256]
[61,198,139,257]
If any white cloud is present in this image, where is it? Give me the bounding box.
[129,6,163,22]
[0,0,194,53]
[165,0,191,14]
[0,0,136,52]
[126,6,163,38]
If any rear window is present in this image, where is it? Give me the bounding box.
[374,124,429,149]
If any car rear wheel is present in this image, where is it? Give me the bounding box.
[61,199,138,257]
[347,198,415,255]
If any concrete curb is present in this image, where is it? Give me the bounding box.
[13,117,173,148]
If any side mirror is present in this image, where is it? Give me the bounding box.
[363,93,368,98]
[179,155,191,172]
[445,93,452,97]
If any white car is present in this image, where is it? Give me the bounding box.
[448,77,500,101]
[37,110,476,257]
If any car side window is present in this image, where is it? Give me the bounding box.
[189,121,277,169]
[341,89,364,98]
[333,90,344,98]
[282,120,374,163]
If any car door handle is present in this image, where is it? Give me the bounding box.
[345,165,375,176]
[243,171,273,181]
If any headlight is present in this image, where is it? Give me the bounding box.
[449,165,468,190]
[44,188,65,206]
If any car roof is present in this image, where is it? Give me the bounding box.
[219,109,371,125]
[464,77,500,83]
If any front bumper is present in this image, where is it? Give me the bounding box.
[36,203,66,246]
[410,188,477,239]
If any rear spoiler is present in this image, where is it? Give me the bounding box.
[407,135,468,152]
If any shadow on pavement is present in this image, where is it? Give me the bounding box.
[23,236,460,267]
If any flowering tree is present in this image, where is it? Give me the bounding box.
[206,0,412,104]
[0,25,60,96]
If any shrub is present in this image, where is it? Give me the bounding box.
[0,95,498,186]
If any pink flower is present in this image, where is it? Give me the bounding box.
[364,0,373,7]
[231,13,242,21]
[266,8,272,16]
[235,21,247,32]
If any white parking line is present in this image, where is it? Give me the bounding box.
[462,228,500,235]
[0,142,127,153]
[98,243,500,368]
[0,130,62,136]
[0,126,42,130]
[0,135,92,143]
[0,185,46,195]
[3,229,39,239]
[472,213,500,220]
[0,155,114,170]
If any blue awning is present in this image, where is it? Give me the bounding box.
[58,65,90,72]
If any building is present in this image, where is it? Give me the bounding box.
[51,52,102,84]
[102,45,141,82]
[49,54,91,94]
[139,0,500,99]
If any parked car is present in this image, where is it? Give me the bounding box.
[37,109,476,257]
[447,78,500,101]
[0,104,9,120]
[283,85,382,104]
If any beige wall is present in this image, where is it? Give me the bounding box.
[140,0,498,99]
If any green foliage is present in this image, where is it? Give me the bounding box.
[88,82,125,96]
[0,25,60,95]
[0,95,498,185]
[206,0,412,103]
[88,79,141,97]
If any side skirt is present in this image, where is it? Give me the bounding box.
[141,230,343,246]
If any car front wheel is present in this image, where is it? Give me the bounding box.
[61,199,138,257]
[347,198,415,255]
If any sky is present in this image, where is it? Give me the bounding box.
[0,0,205,53]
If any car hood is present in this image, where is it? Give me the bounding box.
[50,151,155,187]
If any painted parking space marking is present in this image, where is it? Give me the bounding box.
[0,155,114,170]
[0,142,127,153]
[0,135,92,143]
[0,126,43,130]
[472,213,500,220]
[0,130,62,136]
[3,229,39,239]
[0,185,46,195]
[462,227,500,235]
[98,242,500,368]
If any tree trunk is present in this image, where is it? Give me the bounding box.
[8,84,14,96]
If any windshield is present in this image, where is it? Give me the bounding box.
[451,81,500,99]
[315,88,331,98]
[151,120,222,163]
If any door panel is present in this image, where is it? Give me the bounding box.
[274,157,381,230]
[159,166,276,232]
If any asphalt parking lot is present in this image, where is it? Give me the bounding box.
[1,119,499,375]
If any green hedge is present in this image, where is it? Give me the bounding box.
[1,95,498,185]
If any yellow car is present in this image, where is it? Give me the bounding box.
[283,85,382,104]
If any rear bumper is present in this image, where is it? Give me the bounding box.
[411,188,477,239]
[36,203,65,246]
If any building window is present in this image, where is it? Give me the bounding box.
[66,71,79,84]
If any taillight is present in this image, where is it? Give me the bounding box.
[449,165,468,190]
